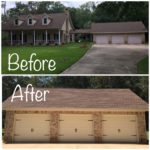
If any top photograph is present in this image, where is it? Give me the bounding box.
[2,1,149,74]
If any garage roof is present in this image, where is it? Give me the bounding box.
[3,88,148,111]
[91,21,147,33]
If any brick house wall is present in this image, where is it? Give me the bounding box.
[4,110,147,143]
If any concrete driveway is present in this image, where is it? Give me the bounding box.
[63,44,148,74]
[3,143,149,149]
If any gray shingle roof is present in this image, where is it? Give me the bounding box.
[2,13,68,30]
[91,21,147,33]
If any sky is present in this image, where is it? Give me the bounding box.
[3,0,95,11]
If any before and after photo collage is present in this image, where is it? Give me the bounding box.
[1,0,149,149]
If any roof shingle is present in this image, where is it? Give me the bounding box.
[2,13,68,30]
[3,88,148,111]
[91,21,147,33]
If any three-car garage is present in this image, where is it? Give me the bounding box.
[94,34,144,44]
[13,113,139,143]
[92,21,147,45]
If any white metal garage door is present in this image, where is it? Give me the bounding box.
[14,114,50,143]
[59,114,94,142]
[102,115,138,143]
[95,35,109,44]
[128,35,142,44]
[112,35,125,44]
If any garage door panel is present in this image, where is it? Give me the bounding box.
[14,114,50,143]
[102,115,138,143]
[112,35,125,44]
[59,114,94,142]
[128,35,142,44]
[95,35,109,44]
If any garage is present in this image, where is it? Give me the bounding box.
[14,114,50,143]
[128,35,142,44]
[95,35,109,44]
[3,88,148,144]
[91,22,147,45]
[111,35,125,44]
[59,114,94,142]
[102,115,138,143]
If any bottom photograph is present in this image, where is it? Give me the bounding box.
[2,76,149,147]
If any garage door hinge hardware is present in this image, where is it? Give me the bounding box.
[88,120,93,121]
[58,134,64,136]
[14,134,19,136]
[102,135,107,136]
[16,119,21,121]
[88,134,94,136]
[130,120,136,122]
[59,120,64,121]
[131,135,137,136]
[45,120,51,121]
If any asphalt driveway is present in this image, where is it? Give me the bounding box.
[63,44,148,74]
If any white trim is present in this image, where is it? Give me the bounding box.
[21,31,24,45]
[33,30,35,45]
[10,31,13,45]
[58,30,61,45]
[45,30,48,44]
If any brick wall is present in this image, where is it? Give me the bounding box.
[4,110,147,143]
[137,112,147,143]
[4,111,15,143]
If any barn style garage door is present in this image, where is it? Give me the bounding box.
[102,115,138,143]
[14,114,50,143]
[59,114,94,142]
[95,35,109,44]
[128,35,142,44]
[111,35,125,44]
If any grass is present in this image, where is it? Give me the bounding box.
[137,56,148,74]
[2,42,91,74]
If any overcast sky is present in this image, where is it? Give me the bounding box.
[3,1,98,11]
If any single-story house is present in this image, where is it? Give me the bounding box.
[91,22,147,44]
[3,88,148,143]
[2,11,74,45]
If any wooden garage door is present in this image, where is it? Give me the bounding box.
[102,115,138,143]
[59,114,94,142]
[112,35,125,44]
[95,35,109,44]
[128,35,142,44]
[14,114,50,143]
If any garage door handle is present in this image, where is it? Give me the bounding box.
[131,135,137,136]
[88,134,94,136]
[14,134,19,136]
[16,119,21,121]
[58,134,64,136]
[130,120,136,122]
[102,134,107,136]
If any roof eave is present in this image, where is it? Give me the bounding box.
[91,31,148,34]
[3,107,148,112]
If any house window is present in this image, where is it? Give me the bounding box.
[15,19,18,25]
[43,18,47,25]
[28,18,32,25]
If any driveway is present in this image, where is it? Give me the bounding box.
[63,44,148,74]
[3,143,148,149]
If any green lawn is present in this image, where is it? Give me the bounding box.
[137,56,148,74]
[2,42,91,74]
